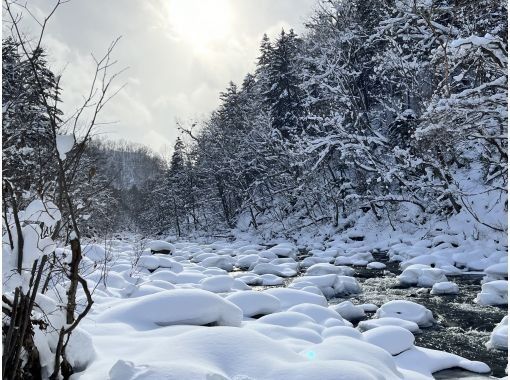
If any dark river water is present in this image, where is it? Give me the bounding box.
[327,252,508,378]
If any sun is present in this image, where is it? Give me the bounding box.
[164,0,233,53]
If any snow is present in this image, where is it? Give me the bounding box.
[358,317,421,333]
[430,281,459,295]
[225,291,281,317]
[363,326,415,355]
[290,274,361,298]
[398,264,448,287]
[147,240,176,254]
[23,237,499,379]
[21,200,61,227]
[263,288,328,309]
[367,261,387,270]
[375,300,435,327]
[486,316,508,351]
[96,289,243,328]
[252,262,297,277]
[475,280,508,306]
[305,263,355,276]
[483,263,508,283]
[56,134,74,160]
[330,301,366,321]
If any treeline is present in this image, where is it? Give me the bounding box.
[140,0,507,238]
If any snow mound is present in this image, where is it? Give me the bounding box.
[363,326,415,355]
[486,316,508,350]
[475,280,508,306]
[330,301,366,321]
[252,262,297,277]
[305,263,355,276]
[290,274,361,298]
[375,300,435,327]
[225,291,281,317]
[358,317,421,333]
[430,281,459,295]
[263,288,328,309]
[147,240,176,254]
[199,275,234,293]
[97,289,242,328]
[367,262,387,270]
[288,303,349,326]
[483,263,508,283]
[398,264,447,287]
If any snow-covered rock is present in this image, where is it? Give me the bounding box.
[252,262,297,277]
[226,291,281,317]
[483,263,508,283]
[264,288,328,309]
[290,274,361,298]
[475,280,508,306]
[358,317,421,333]
[288,303,349,326]
[305,263,354,276]
[147,240,176,254]
[199,275,234,293]
[375,300,435,327]
[398,264,447,287]
[363,326,415,355]
[367,262,387,270]
[97,289,243,327]
[330,301,366,321]
[430,281,459,295]
[486,316,508,350]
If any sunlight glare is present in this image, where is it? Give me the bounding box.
[165,0,233,52]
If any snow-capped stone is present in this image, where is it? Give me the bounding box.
[147,240,176,254]
[475,280,508,306]
[483,263,508,283]
[305,263,355,276]
[430,281,459,295]
[375,300,435,327]
[358,317,421,333]
[226,291,281,317]
[398,264,447,287]
[201,256,235,271]
[199,275,234,293]
[288,303,349,326]
[97,289,243,327]
[330,301,366,321]
[367,262,387,270]
[252,262,297,277]
[291,274,361,298]
[363,326,415,355]
[264,288,328,309]
[486,316,508,350]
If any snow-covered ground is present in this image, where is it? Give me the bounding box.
[59,234,508,380]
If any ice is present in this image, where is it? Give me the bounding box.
[398,264,448,287]
[96,289,243,328]
[475,280,508,306]
[486,316,508,350]
[430,281,460,295]
[225,291,281,317]
[363,326,415,355]
[375,300,435,327]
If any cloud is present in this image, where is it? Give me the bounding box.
[8,0,317,151]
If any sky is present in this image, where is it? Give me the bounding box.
[8,0,317,155]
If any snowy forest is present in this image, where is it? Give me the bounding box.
[2,0,508,379]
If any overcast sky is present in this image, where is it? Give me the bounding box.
[11,0,317,154]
